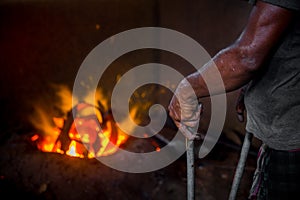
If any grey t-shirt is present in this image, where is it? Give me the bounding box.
[245,0,300,150]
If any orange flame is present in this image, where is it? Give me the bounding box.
[31,115,129,158]
[66,141,83,158]
[29,84,139,159]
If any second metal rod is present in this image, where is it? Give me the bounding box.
[228,132,253,200]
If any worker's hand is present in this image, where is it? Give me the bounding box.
[236,86,246,122]
[168,78,202,140]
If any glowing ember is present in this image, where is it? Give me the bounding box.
[31,104,129,158]
[31,134,39,142]
[29,84,141,159]
[66,141,83,158]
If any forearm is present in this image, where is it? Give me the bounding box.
[187,44,257,99]
[186,1,293,99]
[168,0,295,140]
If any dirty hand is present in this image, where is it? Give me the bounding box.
[236,86,246,122]
[168,78,202,140]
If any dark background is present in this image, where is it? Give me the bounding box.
[0,0,252,135]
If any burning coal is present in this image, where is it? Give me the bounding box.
[29,84,139,158]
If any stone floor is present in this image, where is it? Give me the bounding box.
[0,129,257,200]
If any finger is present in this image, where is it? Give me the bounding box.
[168,105,180,122]
[168,98,182,122]
[199,103,204,115]
[236,102,245,113]
[177,123,195,140]
[236,103,245,122]
[181,104,201,122]
[181,104,202,127]
[178,123,200,141]
[191,104,202,120]
[237,113,244,122]
[182,121,198,128]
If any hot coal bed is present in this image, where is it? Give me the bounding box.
[0,0,259,199]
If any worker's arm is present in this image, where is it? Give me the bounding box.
[168,1,294,138]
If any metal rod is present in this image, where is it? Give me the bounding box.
[228,132,253,200]
[187,138,195,200]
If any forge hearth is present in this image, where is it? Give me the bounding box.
[0,81,258,200]
[0,125,257,200]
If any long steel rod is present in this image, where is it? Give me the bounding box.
[187,138,195,200]
[228,132,253,200]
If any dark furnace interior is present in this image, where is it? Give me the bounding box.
[0,0,263,199]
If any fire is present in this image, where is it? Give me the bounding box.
[29,85,133,159]
[30,103,131,158]
[31,108,130,158]
[66,141,83,158]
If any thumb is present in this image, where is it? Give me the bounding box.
[236,105,244,122]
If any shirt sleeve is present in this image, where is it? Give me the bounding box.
[248,0,257,6]
[250,0,300,11]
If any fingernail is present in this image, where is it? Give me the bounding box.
[238,115,244,122]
